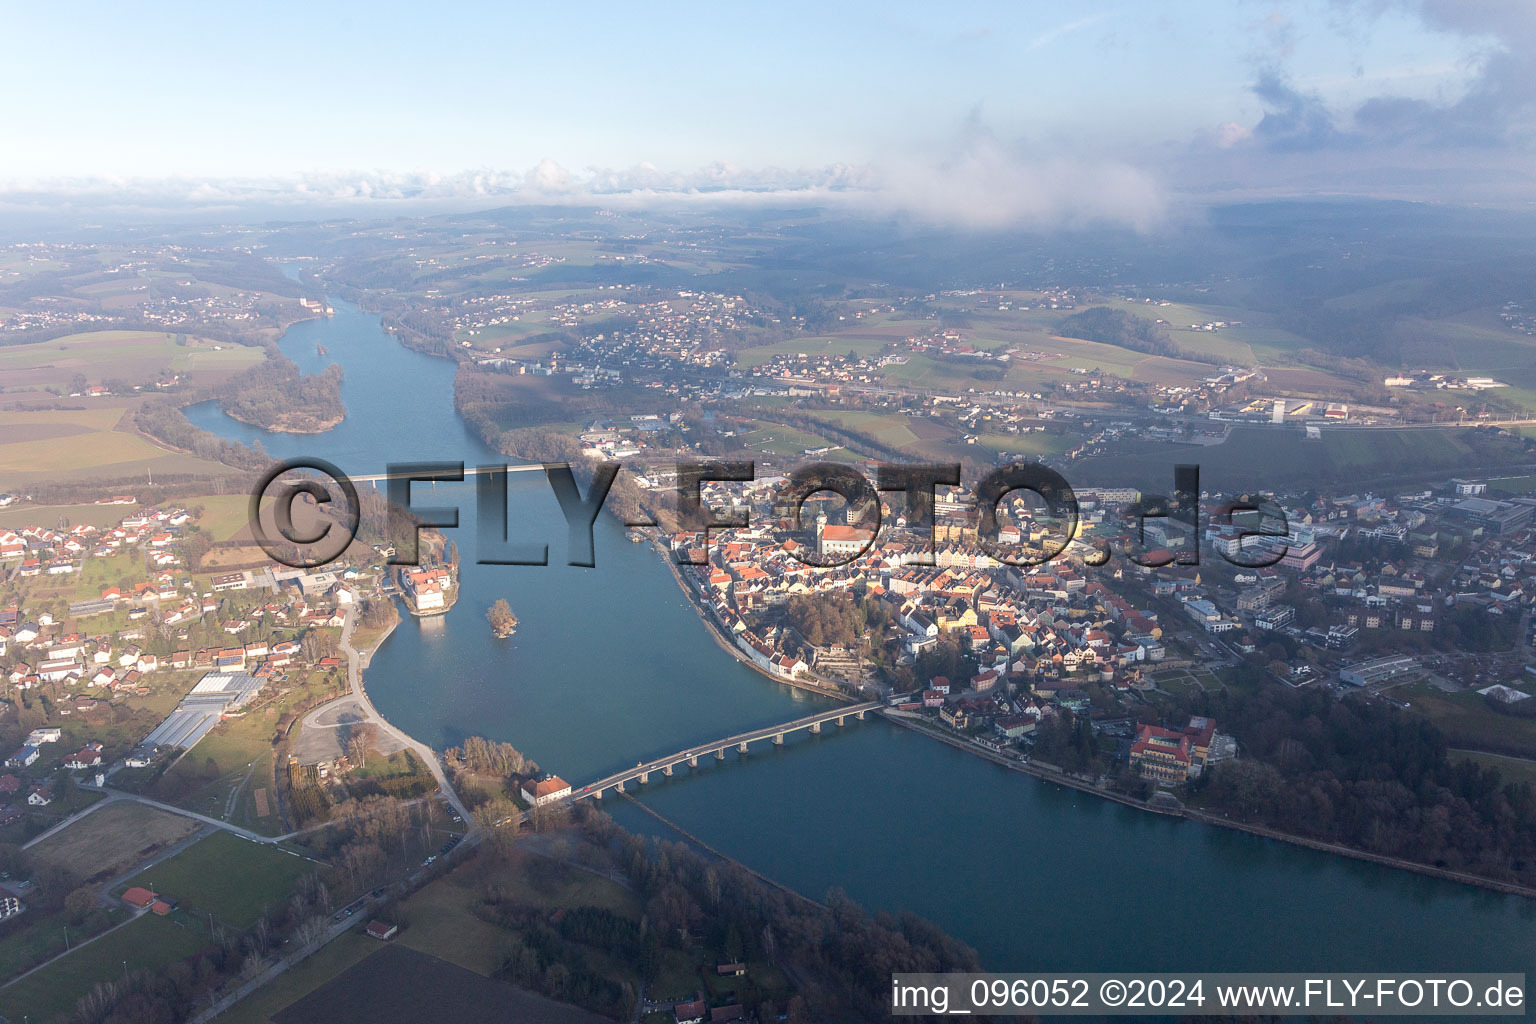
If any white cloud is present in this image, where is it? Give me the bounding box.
[0,138,1169,234]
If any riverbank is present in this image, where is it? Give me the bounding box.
[647,536,1536,903]
[615,792,824,910]
[885,697,1536,900]
[649,534,856,705]
[335,604,474,828]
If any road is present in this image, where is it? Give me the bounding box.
[334,605,476,829]
[574,701,883,800]
[27,603,474,853]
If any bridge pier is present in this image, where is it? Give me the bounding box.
[738,741,748,754]
[772,732,784,746]
[593,787,603,799]
[714,748,725,761]
[836,715,845,727]
[615,781,625,794]
[810,721,821,734]
[638,772,649,784]
[687,754,698,768]
[856,709,866,720]
[662,764,673,777]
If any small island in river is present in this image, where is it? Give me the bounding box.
[487,598,518,638]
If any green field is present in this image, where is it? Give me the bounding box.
[0,406,242,488]
[0,499,140,531]
[125,831,312,930]
[1487,475,1536,495]
[0,911,210,1022]
[1073,424,1531,493]
[737,419,857,461]
[0,329,262,391]
[801,409,926,449]
[189,493,260,541]
[1452,749,1536,790]
[1404,685,1536,760]
[733,330,894,368]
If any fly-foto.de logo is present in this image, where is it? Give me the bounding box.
[249,458,1290,572]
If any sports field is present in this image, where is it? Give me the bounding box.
[124,830,313,930]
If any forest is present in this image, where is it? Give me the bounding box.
[217,351,345,433]
[1057,306,1205,362]
[1173,676,1536,886]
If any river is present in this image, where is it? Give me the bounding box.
[185,295,1536,977]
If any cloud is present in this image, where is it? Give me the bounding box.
[1213,121,1253,148]
[1235,0,1536,153]
[867,135,1167,232]
[1024,12,1110,53]
[1250,69,1348,152]
[0,129,1169,234]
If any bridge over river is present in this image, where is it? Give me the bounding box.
[569,700,884,800]
[348,463,545,484]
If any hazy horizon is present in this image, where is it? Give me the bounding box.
[5,1,1536,228]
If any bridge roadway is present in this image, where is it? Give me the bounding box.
[571,700,884,800]
[349,464,545,484]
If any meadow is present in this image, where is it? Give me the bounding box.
[124,831,313,931]
[0,406,240,488]
[1071,423,1528,493]
[0,911,210,1022]
[0,329,262,392]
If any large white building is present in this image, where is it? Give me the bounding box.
[816,514,873,559]
[520,775,572,807]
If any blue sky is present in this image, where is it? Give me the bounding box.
[2,1,1532,217]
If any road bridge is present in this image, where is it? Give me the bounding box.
[348,464,545,484]
[570,701,883,800]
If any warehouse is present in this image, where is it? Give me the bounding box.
[139,671,265,754]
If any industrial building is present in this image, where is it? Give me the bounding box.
[137,671,265,755]
[1338,656,1419,688]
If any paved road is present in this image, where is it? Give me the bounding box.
[335,606,476,829]
[28,605,475,853]
[576,700,882,799]
[294,697,407,764]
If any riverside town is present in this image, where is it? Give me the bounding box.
[4,4,1536,1022]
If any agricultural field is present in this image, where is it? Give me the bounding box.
[1071,423,1532,493]
[272,944,611,1024]
[0,406,241,488]
[217,931,378,1024]
[0,499,140,531]
[231,832,645,1023]
[1098,298,1315,364]
[28,802,204,883]
[0,329,262,392]
[124,831,313,930]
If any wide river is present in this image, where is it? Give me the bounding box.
[187,295,1536,977]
